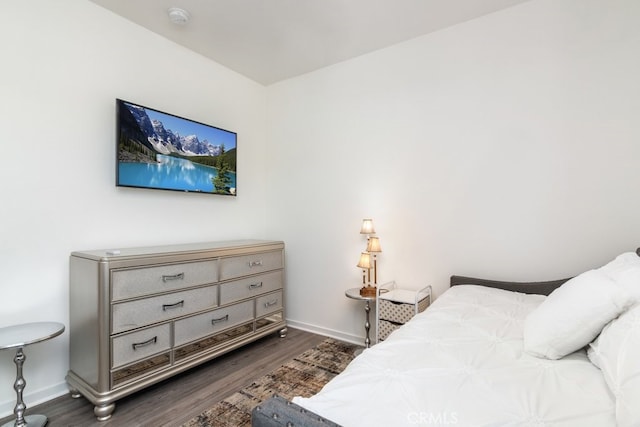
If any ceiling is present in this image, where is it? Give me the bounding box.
[89,0,531,85]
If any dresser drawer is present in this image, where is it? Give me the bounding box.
[112,285,218,334]
[256,291,283,318]
[219,251,282,281]
[174,300,254,347]
[219,270,283,305]
[112,353,171,388]
[111,323,170,369]
[111,260,218,301]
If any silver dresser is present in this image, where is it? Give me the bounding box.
[66,240,286,421]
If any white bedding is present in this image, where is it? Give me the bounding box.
[293,285,615,426]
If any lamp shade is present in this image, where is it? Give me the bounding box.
[357,252,372,269]
[366,236,382,253]
[360,219,375,234]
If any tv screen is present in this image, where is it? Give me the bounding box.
[116,98,237,196]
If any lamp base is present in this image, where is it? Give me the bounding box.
[359,285,377,297]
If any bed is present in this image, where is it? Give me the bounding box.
[252,250,640,427]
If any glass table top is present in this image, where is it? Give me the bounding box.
[345,287,376,301]
[0,322,65,350]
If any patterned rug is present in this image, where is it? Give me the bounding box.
[181,338,358,427]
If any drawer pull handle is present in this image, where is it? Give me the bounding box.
[264,299,278,308]
[132,336,157,350]
[248,260,263,268]
[162,300,184,311]
[162,273,184,282]
[249,282,263,290]
[211,314,229,325]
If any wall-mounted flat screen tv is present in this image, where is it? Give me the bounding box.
[116,98,237,196]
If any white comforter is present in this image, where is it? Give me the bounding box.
[293,285,615,426]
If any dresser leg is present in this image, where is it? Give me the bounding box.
[69,388,81,399]
[279,327,288,338]
[94,403,115,421]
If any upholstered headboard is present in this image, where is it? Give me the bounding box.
[450,275,569,295]
[452,248,640,296]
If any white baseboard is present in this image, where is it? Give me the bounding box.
[0,381,69,419]
[286,319,365,347]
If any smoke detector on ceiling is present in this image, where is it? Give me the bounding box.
[168,7,190,25]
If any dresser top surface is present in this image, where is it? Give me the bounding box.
[71,239,284,262]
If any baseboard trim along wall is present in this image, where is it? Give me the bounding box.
[286,319,366,347]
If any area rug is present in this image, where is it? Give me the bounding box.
[181,338,358,427]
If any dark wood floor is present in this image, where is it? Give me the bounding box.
[0,328,328,427]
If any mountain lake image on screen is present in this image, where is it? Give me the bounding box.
[116,99,237,196]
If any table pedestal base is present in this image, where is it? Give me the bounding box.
[345,287,376,354]
[0,322,64,427]
[1,414,48,427]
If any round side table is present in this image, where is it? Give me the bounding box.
[0,322,65,427]
[345,288,376,352]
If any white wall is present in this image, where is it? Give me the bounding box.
[0,0,268,415]
[2,0,640,419]
[266,0,640,341]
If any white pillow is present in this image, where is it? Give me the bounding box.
[588,303,640,427]
[598,252,640,301]
[523,269,632,359]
